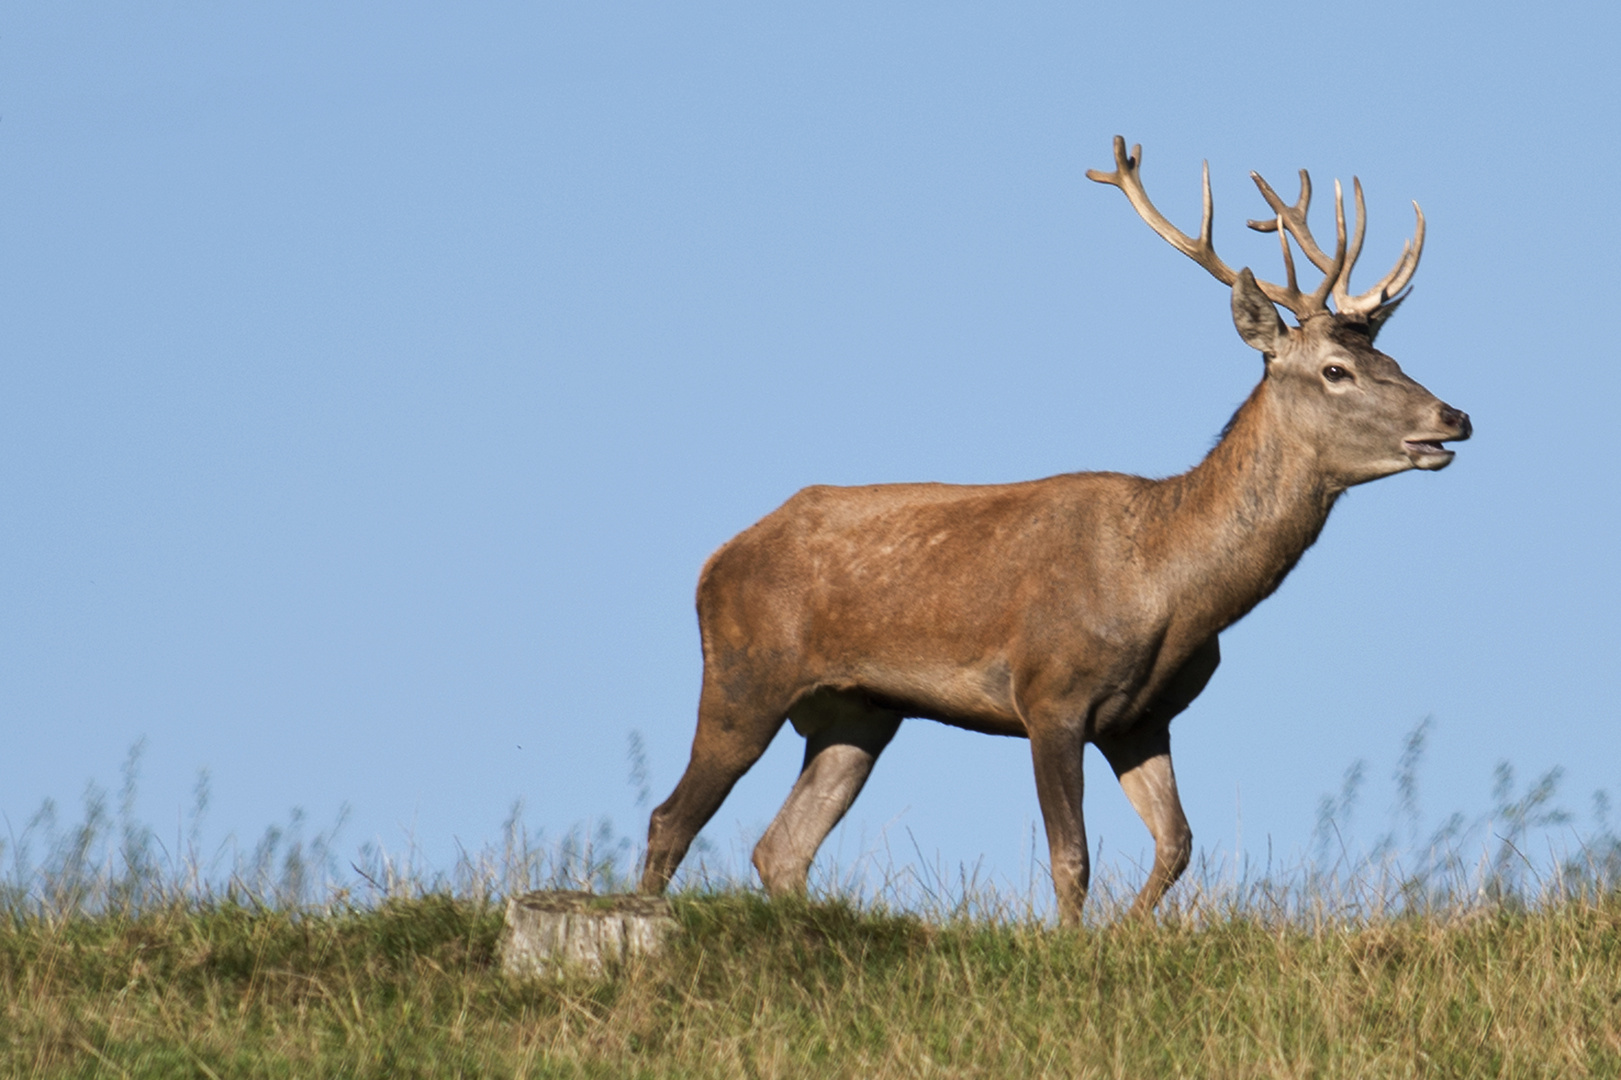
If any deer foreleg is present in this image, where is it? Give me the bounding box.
[1096,724,1191,917]
[1029,719,1090,927]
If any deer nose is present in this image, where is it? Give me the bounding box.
[1439,404,1471,439]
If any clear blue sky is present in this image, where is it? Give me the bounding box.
[3,2,1617,894]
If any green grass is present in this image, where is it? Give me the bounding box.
[5,728,1620,1076]
[5,889,1621,1078]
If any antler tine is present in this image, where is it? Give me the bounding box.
[1378,202,1425,296]
[1266,199,1344,319]
[1307,180,1348,312]
[1199,160,1214,250]
[1247,169,1344,276]
[1246,174,1304,248]
[1331,178,1370,313]
[1087,135,1239,288]
[1337,198,1426,317]
[1275,214,1299,294]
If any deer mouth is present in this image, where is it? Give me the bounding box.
[1403,438,1456,470]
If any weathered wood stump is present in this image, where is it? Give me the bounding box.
[499,891,676,979]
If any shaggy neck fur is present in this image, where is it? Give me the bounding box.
[1139,375,1339,635]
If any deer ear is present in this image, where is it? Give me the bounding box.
[1231,268,1287,355]
[1364,290,1407,343]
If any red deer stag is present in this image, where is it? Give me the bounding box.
[640,137,1471,924]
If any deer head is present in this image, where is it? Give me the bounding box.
[1088,137,1470,489]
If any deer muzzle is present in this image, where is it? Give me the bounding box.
[1403,404,1471,470]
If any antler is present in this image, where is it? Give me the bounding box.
[1247,172,1424,320]
[1083,137,1240,289]
[1088,136,1419,324]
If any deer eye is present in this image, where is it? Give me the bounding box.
[1323,365,1352,383]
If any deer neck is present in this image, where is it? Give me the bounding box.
[1146,378,1339,634]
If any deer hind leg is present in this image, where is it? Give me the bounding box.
[752,690,901,896]
[1095,723,1191,918]
[640,677,790,895]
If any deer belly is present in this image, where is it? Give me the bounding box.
[792,659,1025,737]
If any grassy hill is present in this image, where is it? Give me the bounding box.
[6,888,1621,1078]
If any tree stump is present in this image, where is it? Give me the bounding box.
[499,891,676,979]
